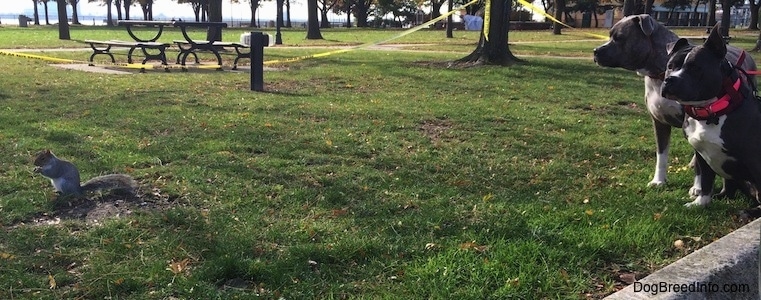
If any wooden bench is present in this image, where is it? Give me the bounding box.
[83,40,171,72]
[173,40,250,70]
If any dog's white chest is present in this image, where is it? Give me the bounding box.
[684,116,735,178]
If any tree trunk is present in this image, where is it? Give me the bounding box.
[708,0,717,26]
[286,0,292,27]
[57,0,70,39]
[446,0,453,38]
[320,10,331,28]
[106,0,113,26]
[43,1,50,25]
[306,0,323,39]
[623,0,635,16]
[749,0,759,30]
[70,0,80,24]
[249,0,258,27]
[345,0,352,28]
[720,0,731,36]
[124,0,131,20]
[33,0,40,25]
[207,0,223,42]
[115,0,122,21]
[644,0,654,14]
[355,0,369,27]
[553,0,564,34]
[456,0,520,66]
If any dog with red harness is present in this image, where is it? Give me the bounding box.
[661,24,761,211]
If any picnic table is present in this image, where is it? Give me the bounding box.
[86,20,236,71]
[171,21,231,70]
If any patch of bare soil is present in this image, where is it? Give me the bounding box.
[419,118,453,143]
[12,187,179,228]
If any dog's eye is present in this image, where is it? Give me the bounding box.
[667,62,675,70]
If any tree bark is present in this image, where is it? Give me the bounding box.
[106,0,113,26]
[749,0,759,30]
[306,0,324,39]
[33,0,40,25]
[623,0,635,16]
[446,0,453,38]
[553,0,564,35]
[207,0,223,42]
[57,0,70,39]
[720,0,731,37]
[708,0,717,26]
[455,0,520,66]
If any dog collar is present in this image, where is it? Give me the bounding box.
[683,77,743,124]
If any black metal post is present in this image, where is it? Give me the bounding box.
[250,32,266,92]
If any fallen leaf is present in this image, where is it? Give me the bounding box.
[48,274,56,289]
[0,252,14,260]
[167,258,191,275]
[619,273,637,284]
[482,193,493,202]
[585,209,594,216]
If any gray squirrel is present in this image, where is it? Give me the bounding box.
[33,150,138,197]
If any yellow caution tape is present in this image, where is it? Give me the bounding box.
[0,49,223,70]
[0,50,77,63]
[483,0,491,41]
[515,0,608,40]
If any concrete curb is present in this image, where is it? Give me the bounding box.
[605,218,760,299]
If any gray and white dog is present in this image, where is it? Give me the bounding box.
[593,14,756,198]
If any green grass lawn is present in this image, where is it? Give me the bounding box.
[0,25,759,299]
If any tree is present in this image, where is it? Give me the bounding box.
[456,0,520,66]
[446,0,453,38]
[137,0,154,20]
[114,0,123,20]
[123,0,133,20]
[285,0,292,27]
[245,0,262,27]
[319,0,340,28]
[306,0,324,39]
[68,0,81,24]
[623,0,634,15]
[749,0,759,30]
[207,0,223,41]
[57,0,70,39]
[33,0,41,25]
[354,0,372,27]
[89,0,116,26]
[42,0,52,25]
[552,0,564,34]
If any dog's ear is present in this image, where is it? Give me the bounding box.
[704,23,727,58]
[637,14,657,36]
[666,38,691,56]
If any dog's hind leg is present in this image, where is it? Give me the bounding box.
[649,120,672,187]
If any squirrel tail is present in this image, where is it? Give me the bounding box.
[81,174,138,195]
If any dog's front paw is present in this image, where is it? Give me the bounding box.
[688,186,701,198]
[684,195,711,207]
[647,179,666,187]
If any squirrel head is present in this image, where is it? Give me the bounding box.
[33,149,55,167]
